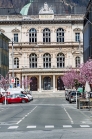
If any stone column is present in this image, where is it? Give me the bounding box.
[39,75,41,93]
[22,76,24,89]
[25,75,27,91]
[53,75,55,92]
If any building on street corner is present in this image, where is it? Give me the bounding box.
[0,2,83,92]
[0,33,10,77]
[83,0,92,62]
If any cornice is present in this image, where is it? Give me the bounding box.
[0,20,83,25]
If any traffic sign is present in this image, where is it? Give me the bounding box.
[11,78,15,83]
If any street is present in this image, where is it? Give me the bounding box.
[0,97,92,138]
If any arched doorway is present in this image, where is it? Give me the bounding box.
[43,77,51,90]
[57,76,64,90]
[30,77,37,91]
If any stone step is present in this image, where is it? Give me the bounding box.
[32,91,65,98]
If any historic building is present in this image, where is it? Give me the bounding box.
[83,0,92,62]
[0,2,83,92]
[0,33,10,77]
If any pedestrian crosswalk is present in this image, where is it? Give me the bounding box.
[0,124,92,131]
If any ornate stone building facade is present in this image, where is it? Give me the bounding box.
[0,3,83,92]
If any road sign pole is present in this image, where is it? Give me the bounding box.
[12,39,14,88]
[76,91,77,107]
[5,94,6,105]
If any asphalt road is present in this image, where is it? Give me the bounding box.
[0,97,92,139]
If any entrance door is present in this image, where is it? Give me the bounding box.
[43,77,51,90]
[30,77,37,91]
[57,76,64,90]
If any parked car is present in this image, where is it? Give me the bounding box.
[83,91,92,99]
[0,94,29,104]
[68,91,82,103]
[21,92,33,101]
[26,94,33,101]
[65,90,71,101]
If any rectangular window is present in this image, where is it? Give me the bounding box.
[75,33,80,42]
[14,34,18,42]
[32,38,34,42]
[43,38,45,43]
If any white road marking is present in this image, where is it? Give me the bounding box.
[8,126,19,129]
[27,126,36,128]
[0,121,18,125]
[63,125,72,128]
[45,125,54,128]
[81,121,86,124]
[16,106,37,124]
[0,108,9,112]
[80,125,90,128]
[64,107,74,124]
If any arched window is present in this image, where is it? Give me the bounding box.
[43,77,51,90]
[43,53,51,68]
[57,28,64,42]
[30,77,37,91]
[29,53,37,68]
[43,28,51,43]
[14,78,19,87]
[57,53,65,68]
[14,58,19,68]
[57,76,64,90]
[29,28,37,43]
[75,56,80,67]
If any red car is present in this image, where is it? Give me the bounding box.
[0,94,29,104]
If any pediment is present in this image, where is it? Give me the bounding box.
[0,29,5,33]
[12,52,22,56]
[73,28,82,31]
[11,29,20,32]
[72,50,83,54]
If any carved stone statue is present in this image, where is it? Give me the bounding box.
[39,2,54,14]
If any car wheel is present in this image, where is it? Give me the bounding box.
[22,99,26,103]
[69,100,71,103]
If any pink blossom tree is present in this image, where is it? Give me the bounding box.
[79,59,92,91]
[62,69,79,89]
[20,77,32,91]
[62,59,92,90]
[0,74,10,92]
[79,59,92,85]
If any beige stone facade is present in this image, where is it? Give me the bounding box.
[0,14,83,92]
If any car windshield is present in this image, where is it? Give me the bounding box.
[19,94,26,97]
[72,92,76,95]
[6,95,13,98]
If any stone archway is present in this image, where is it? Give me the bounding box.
[30,77,37,91]
[43,76,51,90]
[57,76,64,90]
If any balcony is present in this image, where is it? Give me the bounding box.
[9,41,83,47]
[9,67,78,74]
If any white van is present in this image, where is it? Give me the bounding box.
[7,87,24,95]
